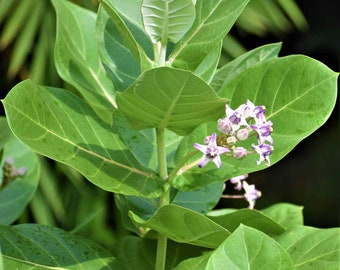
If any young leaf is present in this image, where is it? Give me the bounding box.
[101,0,153,56]
[2,80,164,198]
[275,225,340,270]
[141,0,195,44]
[210,42,282,90]
[260,203,304,229]
[96,6,142,92]
[207,208,285,236]
[173,55,338,190]
[205,225,294,269]
[0,224,115,269]
[51,0,116,123]
[129,204,231,248]
[101,0,153,69]
[0,132,40,225]
[169,0,250,70]
[117,67,226,135]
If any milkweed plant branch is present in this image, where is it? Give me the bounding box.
[0,0,338,269]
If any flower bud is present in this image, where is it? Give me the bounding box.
[236,128,249,140]
[217,118,232,134]
[233,147,247,159]
[226,136,237,145]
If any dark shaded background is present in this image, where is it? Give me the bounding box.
[220,0,339,228]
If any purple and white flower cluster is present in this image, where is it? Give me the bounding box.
[194,100,274,168]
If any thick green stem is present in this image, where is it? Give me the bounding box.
[155,128,169,270]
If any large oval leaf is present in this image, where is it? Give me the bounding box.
[116,67,226,135]
[129,204,231,248]
[0,224,115,269]
[207,208,285,236]
[275,225,340,270]
[0,120,40,225]
[51,0,116,123]
[2,80,164,198]
[206,225,294,269]
[141,0,195,43]
[173,55,338,190]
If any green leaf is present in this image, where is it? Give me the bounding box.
[261,203,304,229]
[220,55,338,160]
[96,5,142,91]
[0,117,12,150]
[51,0,116,123]
[210,42,282,90]
[141,0,195,43]
[172,182,224,214]
[0,224,115,269]
[207,208,285,236]
[194,41,222,83]
[169,0,250,70]
[129,204,231,248]
[115,194,159,235]
[117,67,226,135]
[2,80,164,198]
[206,225,294,269]
[173,55,338,189]
[102,0,153,56]
[275,225,340,270]
[114,111,182,171]
[0,134,40,225]
[173,253,211,270]
[101,0,153,67]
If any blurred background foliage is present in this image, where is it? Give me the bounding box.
[0,0,338,248]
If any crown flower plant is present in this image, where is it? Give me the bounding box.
[0,0,338,269]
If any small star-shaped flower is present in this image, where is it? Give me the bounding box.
[194,133,230,168]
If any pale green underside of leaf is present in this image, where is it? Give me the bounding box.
[0,122,40,225]
[97,6,142,92]
[173,55,338,190]
[275,225,340,270]
[169,0,250,70]
[0,224,115,269]
[52,0,116,123]
[100,0,154,60]
[129,204,231,248]
[117,67,226,135]
[141,0,196,43]
[2,80,164,198]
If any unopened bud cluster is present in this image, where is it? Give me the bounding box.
[1,157,27,189]
[194,100,274,168]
